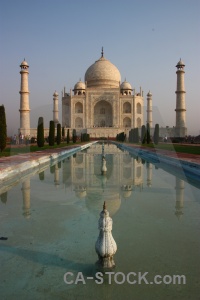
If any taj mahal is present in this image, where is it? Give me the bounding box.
[19,48,187,138]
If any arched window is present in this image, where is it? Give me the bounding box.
[137,103,141,114]
[123,102,131,113]
[75,102,83,113]
[137,118,141,127]
[123,117,131,127]
[75,117,83,128]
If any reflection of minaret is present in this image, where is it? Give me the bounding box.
[19,59,30,135]
[146,162,152,187]
[22,179,31,218]
[54,163,60,187]
[146,91,153,128]
[53,91,59,125]
[175,59,187,137]
[175,178,184,219]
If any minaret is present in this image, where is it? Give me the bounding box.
[53,91,59,125]
[175,59,187,137]
[146,91,153,128]
[19,59,30,135]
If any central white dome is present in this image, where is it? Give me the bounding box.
[85,54,121,88]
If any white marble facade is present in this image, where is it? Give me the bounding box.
[62,49,144,138]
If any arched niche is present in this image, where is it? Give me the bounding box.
[75,102,83,113]
[94,100,112,127]
[137,103,142,114]
[123,117,131,127]
[75,117,83,128]
[123,102,131,113]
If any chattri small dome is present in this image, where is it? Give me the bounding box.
[120,80,132,90]
[20,59,29,67]
[176,59,185,68]
[53,91,59,96]
[74,81,86,90]
[147,91,152,96]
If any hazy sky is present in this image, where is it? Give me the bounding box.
[0,0,200,136]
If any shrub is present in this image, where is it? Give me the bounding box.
[141,125,146,144]
[67,129,70,144]
[56,123,61,145]
[0,105,7,152]
[116,132,126,142]
[37,117,44,147]
[62,127,65,140]
[72,129,77,143]
[49,120,55,146]
[153,124,159,145]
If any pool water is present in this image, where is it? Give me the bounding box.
[0,143,200,300]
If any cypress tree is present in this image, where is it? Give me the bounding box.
[67,129,70,144]
[37,117,44,147]
[0,105,7,152]
[129,129,134,143]
[49,120,55,146]
[56,123,61,145]
[72,129,77,143]
[141,125,146,144]
[154,124,160,145]
[135,127,139,143]
[146,123,150,144]
[62,126,65,141]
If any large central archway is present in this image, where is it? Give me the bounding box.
[94,100,112,127]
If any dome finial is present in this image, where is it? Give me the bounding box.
[101,47,104,57]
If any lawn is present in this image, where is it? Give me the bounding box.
[140,143,200,155]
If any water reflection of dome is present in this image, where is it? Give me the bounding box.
[122,190,132,198]
[121,185,132,198]
[85,187,121,216]
[74,185,87,199]
[75,190,87,198]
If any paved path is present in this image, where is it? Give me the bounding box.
[0,145,80,174]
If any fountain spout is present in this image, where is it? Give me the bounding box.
[95,201,117,269]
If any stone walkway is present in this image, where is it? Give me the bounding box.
[0,145,81,174]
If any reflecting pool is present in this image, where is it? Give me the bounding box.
[0,143,200,300]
